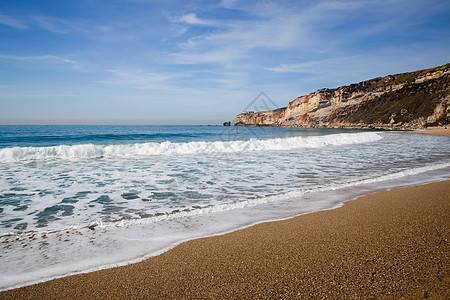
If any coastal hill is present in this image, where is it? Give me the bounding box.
[235,64,450,129]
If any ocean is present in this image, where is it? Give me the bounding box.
[0,125,449,290]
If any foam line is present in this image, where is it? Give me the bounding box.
[0,132,382,163]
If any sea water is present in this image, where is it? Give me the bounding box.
[0,125,449,290]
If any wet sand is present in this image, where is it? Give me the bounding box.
[1,179,449,299]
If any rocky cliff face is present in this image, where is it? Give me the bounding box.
[235,64,450,129]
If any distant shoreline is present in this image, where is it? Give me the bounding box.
[410,126,449,135]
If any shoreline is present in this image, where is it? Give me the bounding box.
[0,129,448,298]
[1,181,449,298]
[234,124,450,133]
[411,126,449,135]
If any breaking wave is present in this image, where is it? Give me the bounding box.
[0,132,382,163]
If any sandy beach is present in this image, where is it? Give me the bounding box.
[0,182,448,299]
[412,126,449,135]
[1,129,449,299]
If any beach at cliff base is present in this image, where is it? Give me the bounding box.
[413,126,449,135]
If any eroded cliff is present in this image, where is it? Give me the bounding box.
[235,64,450,129]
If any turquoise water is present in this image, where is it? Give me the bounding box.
[0,125,362,147]
[0,125,449,290]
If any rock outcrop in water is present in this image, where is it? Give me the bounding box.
[235,64,450,129]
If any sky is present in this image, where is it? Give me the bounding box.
[0,0,449,125]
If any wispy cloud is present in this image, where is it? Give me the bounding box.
[266,62,321,74]
[0,13,28,29]
[179,13,211,25]
[100,68,173,90]
[0,12,115,41]
[32,15,71,34]
[0,88,78,99]
[312,0,364,11]
[0,53,83,68]
[169,0,450,68]
[169,1,388,66]
[170,13,306,65]
[32,15,112,35]
[98,65,255,97]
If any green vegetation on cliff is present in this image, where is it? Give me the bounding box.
[328,73,449,126]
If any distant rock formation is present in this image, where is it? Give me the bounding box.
[235,64,450,129]
[223,121,231,126]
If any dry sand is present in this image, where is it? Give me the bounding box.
[411,126,450,136]
[1,180,449,299]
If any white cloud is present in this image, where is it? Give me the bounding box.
[170,12,307,65]
[219,0,238,9]
[169,0,450,68]
[312,0,364,11]
[266,62,321,73]
[0,53,82,68]
[97,65,257,101]
[179,13,210,25]
[0,13,28,29]
[31,15,113,37]
[169,47,243,65]
[100,68,173,90]
[0,12,116,39]
[32,15,70,33]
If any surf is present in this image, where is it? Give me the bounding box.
[0,132,382,163]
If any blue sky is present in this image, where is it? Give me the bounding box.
[0,0,449,125]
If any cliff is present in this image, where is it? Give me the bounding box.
[235,64,450,129]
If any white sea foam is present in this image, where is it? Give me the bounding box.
[1,163,449,291]
[91,160,450,229]
[0,132,382,163]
